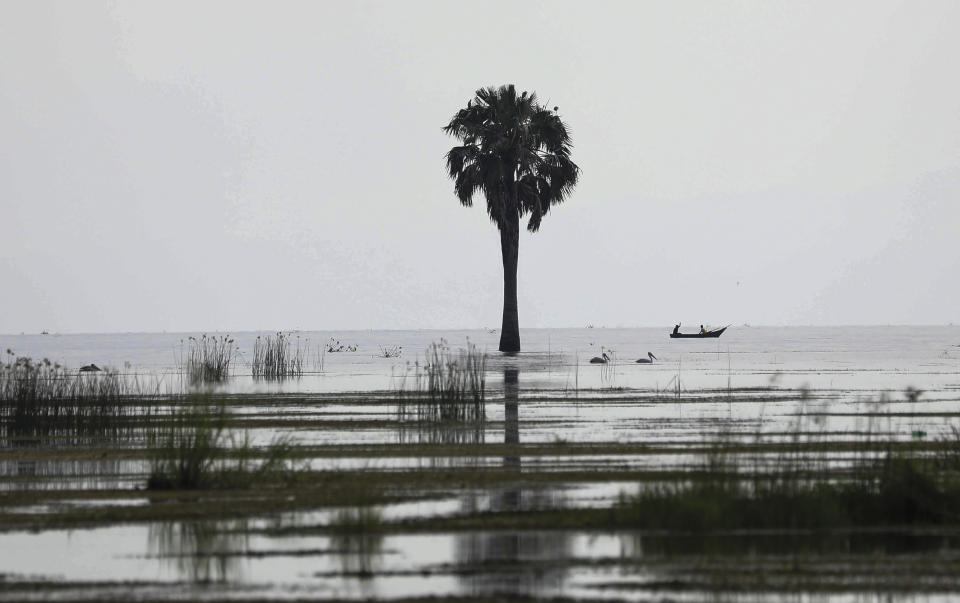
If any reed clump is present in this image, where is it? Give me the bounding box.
[0,351,151,436]
[147,396,301,490]
[396,340,486,427]
[378,345,402,358]
[184,335,236,385]
[252,332,306,379]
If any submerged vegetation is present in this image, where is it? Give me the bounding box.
[396,340,486,444]
[147,396,301,490]
[252,332,306,379]
[613,409,960,531]
[0,351,156,436]
[396,340,486,423]
[6,328,960,600]
[615,452,960,531]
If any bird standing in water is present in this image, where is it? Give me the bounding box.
[636,352,657,364]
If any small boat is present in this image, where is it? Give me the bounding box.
[669,326,727,339]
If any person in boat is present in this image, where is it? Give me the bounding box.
[672,323,680,335]
[700,325,706,334]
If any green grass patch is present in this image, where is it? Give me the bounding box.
[614,451,960,531]
[147,396,303,490]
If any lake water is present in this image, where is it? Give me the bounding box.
[4,325,959,394]
[2,326,960,601]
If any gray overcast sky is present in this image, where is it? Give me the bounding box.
[1,0,958,333]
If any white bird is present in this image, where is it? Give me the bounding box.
[635,352,657,364]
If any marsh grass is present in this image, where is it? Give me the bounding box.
[184,335,236,385]
[147,396,301,490]
[0,352,160,437]
[396,340,486,429]
[934,424,960,471]
[599,349,617,386]
[616,406,960,530]
[617,453,958,530]
[252,332,306,379]
[313,345,326,372]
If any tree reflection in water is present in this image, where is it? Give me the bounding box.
[148,519,249,583]
[456,364,572,597]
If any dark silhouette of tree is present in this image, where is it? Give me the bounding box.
[444,85,580,352]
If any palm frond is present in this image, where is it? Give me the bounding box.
[444,84,580,231]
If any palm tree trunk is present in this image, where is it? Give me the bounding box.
[499,215,521,352]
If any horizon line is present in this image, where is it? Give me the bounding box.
[2,323,958,337]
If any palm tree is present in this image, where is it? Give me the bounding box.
[444,85,580,352]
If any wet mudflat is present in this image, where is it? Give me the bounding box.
[2,326,960,601]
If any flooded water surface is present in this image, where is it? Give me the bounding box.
[2,326,960,601]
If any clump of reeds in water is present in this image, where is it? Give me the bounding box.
[147,396,301,490]
[396,340,486,441]
[0,351,153,437]
[252,332,305,379]
[378,345,402,358]
[185,334,236,385]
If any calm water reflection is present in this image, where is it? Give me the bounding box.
[454,365,574,597]
[330,509,385,577]
[148,519,250,583]
[3,327,960,600]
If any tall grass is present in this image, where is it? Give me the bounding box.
[184,335,236,385]
[147,396,300,490]
[617,451,959,530]
[396,340,486,425]
[252,332,305,379]
[0,352,157,436]
[614,406,960,530]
